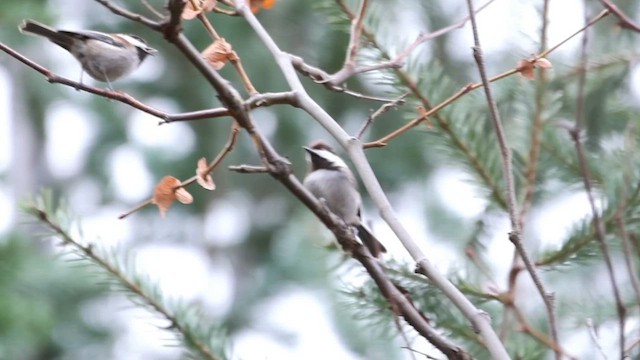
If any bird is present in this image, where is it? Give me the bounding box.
[303,141,386,257]
[19,19,157,87]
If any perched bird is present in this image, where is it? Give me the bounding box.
[303,141,386,257]
[19,19,156,86]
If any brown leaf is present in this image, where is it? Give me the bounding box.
[517,59,535,80]
[176,188,194,204]
[247,0,276,13]
[196,157,216,190]
[517,58,552,80]
[182,0,218,20]
[202,38,235,70]
[152,176,192,218]
[536,57,553,69]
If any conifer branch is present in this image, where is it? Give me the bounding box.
[26,202,222,360]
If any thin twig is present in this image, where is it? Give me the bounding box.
[510,0,552,352]
[94,0,162,29]
[186,0,257,94]
[615,217,640,308]
[187,124,240,186]
[356,92,408,139]
[189,0,221,39]
[465,1,560,358]
[118,199,153,219]
[519,0,550,228]
[379,0,496,71]
[336,0,368,78]
[615,123,640,308]
[0,41,297,122]
[328,0,495,86]
[586,319,609,360]
[228,165,269,173]
[119,124,240,219]
[0,41,172,115]
[570,9,626,354]
[625,337,640,356]
[140,0,165,19]
[365,9,610,149]
[511,304,575,359]
[289,54,403,102]
[600,0,640,32]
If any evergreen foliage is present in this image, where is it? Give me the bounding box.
[2,0,640,359]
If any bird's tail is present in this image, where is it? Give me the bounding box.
[357,224,386,258]
[20,19,73,50]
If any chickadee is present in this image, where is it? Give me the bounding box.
[19,19,156,86]
[303,141,387,257]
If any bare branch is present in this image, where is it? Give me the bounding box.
[0,40,299,124]
[600,0,640,32]
[330,0,496,86]
[570,10,626,354]
[520,0,551,227]
[365,9,610,148]
[356,92,408,139]
[236,2,488,358]
[228,165,269,173]
[93,0,162,29]
[465,0,558,358]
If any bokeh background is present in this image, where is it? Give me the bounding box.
[2,0,640,359]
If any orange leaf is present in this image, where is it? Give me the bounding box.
[182,0,218,20]
[152,176,192,218]
[196,157,216,190]
[202,38,235,70]
[247,0,276,13]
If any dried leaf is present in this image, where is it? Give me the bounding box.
[517,59,535,80]
[247,0,276,13]
[152,176,192,218]
[182,0,218,20]
[536,57,553,69]
[176,188,194,204]
[202,38,235,70]
[517,58,552,80]
[196,157,216,190]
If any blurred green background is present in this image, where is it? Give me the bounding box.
[2,0,640,359]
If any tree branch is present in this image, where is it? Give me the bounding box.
[239,2,510,358]
[570,9,626,355]
[29,204,220,360]
[465,0,558,358]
